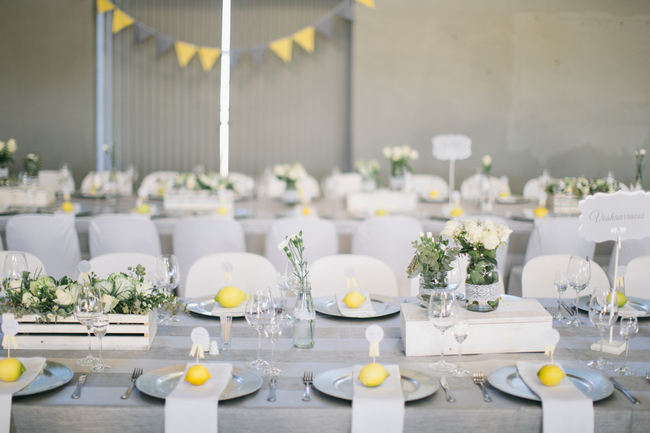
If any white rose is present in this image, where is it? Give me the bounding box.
[392,147,403,161]
[441,220,460,238]
[641,149,647,155]
[7,138,17,153]
[273,165,284,177]
[54,288,74,306]
[410,149,419,160]
[383,147,392,159]
[102,294,118,312]
[185,175,197,190]
[496,225,513,243]
[136,281,154,295]
[481,228,500,250]
[464,221,483,244]
[0,141,4,152]
[22,292,38,307]
[482,155,492,166]
[8,279,21,290]
[277,238,289,251]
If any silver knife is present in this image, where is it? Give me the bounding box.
[609,377,640,405]
[71,374,88,399]
[439,376,456,403]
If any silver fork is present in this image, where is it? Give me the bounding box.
[472,372,492,402]
[302,371,313,402]
[120,368,143,399]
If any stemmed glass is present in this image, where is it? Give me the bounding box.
[155,254,180,324]
[74,284,101,367]
[616,316,639,376]
[553,271,568,320]
[277,263,299,324]
[587,287,618,369]
[428,290,456,372]
[91,314,111,372]
[567,256,591,327]
[2,253,28,294]
[245,288,273,370]
[262,306,282,377]
[451,319,470,377]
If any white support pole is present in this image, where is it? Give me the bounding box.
[219,0,231,178]
[95,11,105,171]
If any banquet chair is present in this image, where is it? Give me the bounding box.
[137,171,178,197]
[265,217,338,271]
[521,254,609,298]
[606,239,650,284]
[89,253,159,280]
[228,172,255,199]
[323,172,363,198]
[184,252,278,299]
[80,171,133,196]
[623,256,650,298]
[5,214,80,279]
[310,254,399,298]
[0,251,47,277]
[460,174,511,201]
[351,216,423,296]
[408,174,449,198]
[38,170,75,194]
[522,171,551,201]
[89,214,162,258]
[173,216,246,288]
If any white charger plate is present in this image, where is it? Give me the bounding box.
[14,361,74,397]
[576,295,650,318]
[314,294,400,319]
[186,296,246,318]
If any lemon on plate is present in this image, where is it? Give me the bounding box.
[215,286,246,308]
[607,291,627,308]
[301,206,311,216]
[450,207,463,217]
[61,201,74,213]
[499,191,510,198]
[0,358,26,382]
[185,364,211,386]
[537,364,566,386]
[534,207,548,218]
[342,291,366,309]
[429,189,439,198]
[136,203,151,214]
[359,363,389,387]
[375,209,387,216]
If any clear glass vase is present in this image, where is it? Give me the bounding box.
[417,275,450,308]
[292,280,315,349]
[282,182,301,205]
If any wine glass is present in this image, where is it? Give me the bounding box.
[262,306,282,377]
[428,290,456,372]
[90,314,111,372]
[155,254,179,323]
[616,316,638,376]
[276,262,299,323]
[451,319,470,377]
[74,284,101,367]
[587,287,618,369]
[2,253,28,293]
[553,270,568,320]
[566,256,591,327]
[245,288,273,370]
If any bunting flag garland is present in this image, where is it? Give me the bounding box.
[355,0,376,8]
[198,47,221,72]
[134,22,155,44]
[97,0,114,13]
[315,16,335,39]
[175,41,198,67]
[156,34,175,57]
[112,9,134,34]
[293,26,315,53]
[334,2,355,22]
[269,37,293,63]
[230,49,244,69]
[250,46,267,66]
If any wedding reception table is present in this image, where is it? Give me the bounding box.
[7,300,649,433]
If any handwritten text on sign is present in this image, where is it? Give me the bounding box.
[578,191,650,242]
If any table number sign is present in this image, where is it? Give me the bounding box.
[432,134,472,205]
[1,314,19,357]
[365,325,384,362]
[189,327,211,361]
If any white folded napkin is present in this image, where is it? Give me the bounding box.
[351,364,404,433]
[516,361,593,433]
[618,303,645,318]
[336,292,376,318]
[211,301,246,315]
[165,362,233,433]
[0,357,46,433]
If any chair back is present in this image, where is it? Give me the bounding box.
[524,217,595,263]
[408,174,449,198]
[89,214,161,258]
[0,251,47,277]
[623,255,650,298]
[522,254,609,298]
[606,239,650,284]
[89,253,159,280]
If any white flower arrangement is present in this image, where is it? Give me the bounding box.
[273,163,307,189]
[545,177,618,198]
[382,145,419,176]
[354,159,380,179]
[0,138,17,167]
[173,172,234,193]
[23,153,41,177]
[481,154,492,175]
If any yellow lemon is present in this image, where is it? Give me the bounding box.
[89,187,97,195]
[301,206,311,216]
[450,207,463,217]
[359,363,389,387]
[217,206,229,215]
[185,364,211,386]
[534,207,548,218]
[136,203,151,214]
[157,187,165,196]
[375,209,387,216]
[215,286,246,308]
[537,364,566,386]
[342,291,366,309]
[429,189,439,198]
[61,201,74,213]
[0,358,26,383]
[607,292,627,308]
[499,191,510,198]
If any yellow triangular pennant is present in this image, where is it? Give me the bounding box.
[293,26,315,53]
[269,37,293,63]
[198,47,221,71]
[355,0,376,8]
[112,9,134,33]
[97,0,115,13]
[175,41,198,67]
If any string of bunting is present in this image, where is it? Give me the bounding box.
[96,0,375,71]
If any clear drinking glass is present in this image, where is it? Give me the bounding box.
[155,254,180,323]
[566,256,591,327]
[262,306,282,377]
[2,252,28,294]
[553,271,568,320]
[245,288,273,370]
[91,314,111,372]
[428,290,456,372]
[451,320,470,377]
[74,284,101,367]
[219,314,233,352]
[587,287,618,369]
[616,316,638,376]
[276,262,299,323]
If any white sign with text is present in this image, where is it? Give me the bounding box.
[578,191,650,242]
[432,134,472,161]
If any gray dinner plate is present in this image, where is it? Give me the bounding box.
[186,296,246,319]
[314,295,400,319]
[488,365,613,402]
[313,367,439,402]
[14,361,74,397]
[135,365,262,400]
[576,295,650,318]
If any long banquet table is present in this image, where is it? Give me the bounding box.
[8,299,649,433]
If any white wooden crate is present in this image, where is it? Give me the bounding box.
[2,311,157,350]
[400,299,553,356]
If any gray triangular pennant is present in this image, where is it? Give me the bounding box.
[134,22,156,44]
[334,3,355,22]
[156,34,175,57]
[315,16,335,38]
[230,49,244,69]
[249,46,267,66]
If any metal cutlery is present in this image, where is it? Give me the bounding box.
[71,374,87,399]
[120,367,143,400]
[302,371,313,402]
[472,372,492,402]
[439,376,456,403]
[609,377,640,405]
[267,377,277,402]
[560,301,575,317]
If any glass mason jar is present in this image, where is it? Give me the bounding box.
[292,280,315,349]
[417,274,452,308]
[282,180,301,205]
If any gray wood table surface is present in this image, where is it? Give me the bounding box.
[6,299,649,433]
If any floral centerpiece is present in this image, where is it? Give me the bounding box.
[354,159,380,191]
[633,149,645,191]
[0,138,17,180]
[273,163,307,204]
[544,176,619,215]
[382,145,418,190]
[442,219,512,312]
[173,172,234,193]
[481,154,492,175]
[23,153,41,178]
[406,232,460,307]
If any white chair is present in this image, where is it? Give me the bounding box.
[521,254,610,298]
[89,214,161,258]
[460,174,511,201]
[408,174,449,198]
[89,253,158,280]
[265,217,338,271]
[80,171,133,196]
[606,239,650,284]
[173,217,246,288]
[351,216,423,296]
[228,172,255,199]
[323,172,363,198]
[137,171,179,197]
[184,252,277,299]
[310,254,399,298]
[38,170,75,194]
[522,171,551,201]
[6,214,80,279]
[0,251,47,277]
[624,256,650,298]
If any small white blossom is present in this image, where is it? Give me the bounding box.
[482,155,492,166]
[6,139,16,153]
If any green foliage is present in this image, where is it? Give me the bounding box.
[545,177,618,198]
[406,234,459,289]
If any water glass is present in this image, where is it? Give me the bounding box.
[156,254,180,323]
[587,287,618,369]
[219,314,232,352]
[553,271,568,320]
[262,307,282,377]
[245,288,274,370]
[91,314,111,372]
[616,316,638,376]
[2,253,28,293]
[74,284,101,367]
[428,290,456,372]
[451,320,470,377]
[567,256,591,327]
